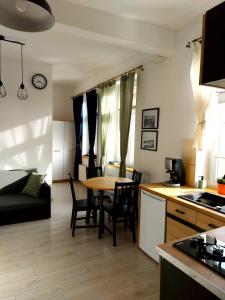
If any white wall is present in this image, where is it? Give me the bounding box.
[134,18,202,182]
[53,84,74,121]
[0,58,52,182]
[72,17,203,184]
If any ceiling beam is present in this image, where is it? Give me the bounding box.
[49,0,176,57]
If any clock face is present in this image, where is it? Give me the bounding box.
[32,74,47,89]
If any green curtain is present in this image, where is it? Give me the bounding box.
[119,72,135,177]
[99,81,116,167]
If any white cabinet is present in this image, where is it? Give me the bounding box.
[139,190,166,262]
[52,121,75,181]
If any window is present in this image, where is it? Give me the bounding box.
[105,75,137,167]
[82,75,137,168]
[208,92,225,185]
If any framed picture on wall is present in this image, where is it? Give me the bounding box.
[141,130,158,151]
[142,108,160,129]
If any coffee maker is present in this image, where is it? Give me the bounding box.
[164,157,185,187]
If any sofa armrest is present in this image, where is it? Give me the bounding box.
[39,182,51,203]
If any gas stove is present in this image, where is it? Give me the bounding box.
[173,234,225,278]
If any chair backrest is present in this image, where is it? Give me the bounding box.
[113,182,136,211]
[68,173,77,207]
[132,169,142,184]
[86,166,103,179]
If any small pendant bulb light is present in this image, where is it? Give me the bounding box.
[17,44,28,100]
[0,41,6,98]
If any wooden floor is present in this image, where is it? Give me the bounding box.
[0,182,159,300]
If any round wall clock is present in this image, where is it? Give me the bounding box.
[32,74,47,89]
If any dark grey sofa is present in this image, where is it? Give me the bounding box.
[0,172,51,226]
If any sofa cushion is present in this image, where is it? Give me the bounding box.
[0,169,37,194]
[0,194,46,211]
[21,173,46,198]
[0,175,30,195]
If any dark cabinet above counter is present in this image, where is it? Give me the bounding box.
[200,1,225,89]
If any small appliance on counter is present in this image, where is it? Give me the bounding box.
[173,234,225,278]
[164,157,185,187]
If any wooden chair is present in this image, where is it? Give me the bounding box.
[68,173,99,237]
[132,169,142,184]
[132,169,142,223]
[101,181,138,246]
[85,166,103,223]
[86,166,103,179]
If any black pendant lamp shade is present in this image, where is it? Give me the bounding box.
[0,41,6,98]
[0,0,55,32]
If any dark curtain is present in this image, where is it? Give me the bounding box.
[86,90,98,178]
[73,95,83,179]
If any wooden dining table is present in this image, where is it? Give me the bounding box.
[83,176,133,238]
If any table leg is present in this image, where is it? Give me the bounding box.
[98,190,104,239]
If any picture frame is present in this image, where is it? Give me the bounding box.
[141,130,158,151]
[142,108,160,129]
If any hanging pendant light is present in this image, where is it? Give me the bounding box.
[0,0,55,32]
[17,44,28,100]
[0,41,6,98]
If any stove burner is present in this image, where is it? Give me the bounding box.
[212,245,224,257]
[174,234,225,278]
[190,236,204,248]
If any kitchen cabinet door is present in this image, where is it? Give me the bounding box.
[139,190,166,262]
[196,212,225,231]
[166,217,196,243]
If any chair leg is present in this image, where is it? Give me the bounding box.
[93,208,97,224]
[124,215,128,230]
[101,209,105,234]
[131,211,136,243]
[72,210,77,237]
[70,203,74,228]
[98,206,103,239]
[112,216,117,247]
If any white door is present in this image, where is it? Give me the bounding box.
[52,151,64,180]
[52,121,64,180]
[139,190,166,262]
[63,122,75,179]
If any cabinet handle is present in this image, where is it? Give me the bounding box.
[54,150,60,152]
[175,209,185,215]
[208,223,218,229]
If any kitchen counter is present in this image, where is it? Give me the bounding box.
[157,226,225,299]
[139,183,225,222]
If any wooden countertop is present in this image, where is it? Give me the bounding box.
[139,183,225,222]
[157,227,225,299]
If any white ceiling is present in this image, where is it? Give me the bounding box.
[0,0,224,85]
[0,23,151,85]
[66,0,224,29]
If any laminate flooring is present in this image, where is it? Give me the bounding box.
[0,182,159,300]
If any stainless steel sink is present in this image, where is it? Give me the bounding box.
[178,192,225,214]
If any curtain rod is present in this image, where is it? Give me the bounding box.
[186,37,202,48]
[72,64,144,99]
